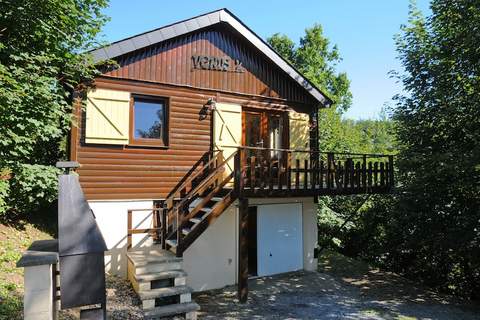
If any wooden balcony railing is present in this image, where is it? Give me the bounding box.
[233,147,394,197]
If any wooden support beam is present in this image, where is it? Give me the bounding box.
[238,197,249,303]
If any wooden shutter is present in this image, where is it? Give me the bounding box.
[289,111,310,185]
[85,88,130,145]
[289,111,310,152]
[213,103,242,179]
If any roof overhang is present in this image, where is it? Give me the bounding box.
[90,8,332,107]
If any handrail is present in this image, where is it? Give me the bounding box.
[165,151,212,200]
[164,150,221,210]
[174,150,237,212]
[224,145,395,158]
[164,150,239,247]
[127,207,163,250]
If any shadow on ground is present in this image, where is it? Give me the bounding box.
[195,253,480,320]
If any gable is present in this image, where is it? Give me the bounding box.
[92,9,331,106]
[100,25,316,104]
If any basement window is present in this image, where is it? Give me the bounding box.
[130,95,169,147]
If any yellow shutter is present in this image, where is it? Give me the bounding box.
[85,88,130,145]
[289,111,310,152]
[213,103,242,180]
[289,111,310,185]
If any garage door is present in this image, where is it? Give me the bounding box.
[257,203,303,276]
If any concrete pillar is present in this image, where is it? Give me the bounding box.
[23,264,55,320]
[17,240,59,320]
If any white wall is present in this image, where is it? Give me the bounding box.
[88,197,318,290]
[89,200,154,277]
[183,206,237,292]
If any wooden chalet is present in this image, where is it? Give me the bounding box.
[71,8,394,318]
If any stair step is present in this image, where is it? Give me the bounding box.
[144,302,200,319]
[139,285,192,300]
[135,269,187,282]
[166,239,177,248]
[127,247,182,267]
[182,228,191,236]
[201,207,212,213]
[189,217,202,224]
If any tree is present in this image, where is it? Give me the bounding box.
[389,0,480,298]
[338,0,480,299]
[0,0,109,217]
[268,25,352,113]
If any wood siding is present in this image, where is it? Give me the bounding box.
[74,78,312,200]
[102,24,316,105]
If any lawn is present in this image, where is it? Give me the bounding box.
[0,221,54,320]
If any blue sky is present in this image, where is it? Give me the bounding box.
[99,1,431,119]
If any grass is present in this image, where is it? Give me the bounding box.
[0,221,53,320]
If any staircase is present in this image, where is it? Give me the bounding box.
[127,245,199,319]
[163,150,238,257]
[126,151,239,318]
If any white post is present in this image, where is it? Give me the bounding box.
[17,240,59,320]
[24,264,55,320]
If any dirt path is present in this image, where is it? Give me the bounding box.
[195,253,480,320]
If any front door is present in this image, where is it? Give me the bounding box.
[243,109,287,156]
[243,109,287,186]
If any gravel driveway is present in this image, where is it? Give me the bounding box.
[60,253,480,319]
[195,256,480,320]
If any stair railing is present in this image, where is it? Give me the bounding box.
[162,151,224,246]
[174,150,239,255]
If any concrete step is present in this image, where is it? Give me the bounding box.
[130,269,187,293]
[139,285,192,300]
[166,239,177,248]
[135,269,187,283]
[144,302,200,319]
[127,247,182,267]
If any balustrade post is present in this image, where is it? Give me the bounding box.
[327,153,334,189]
[388,155,394,188]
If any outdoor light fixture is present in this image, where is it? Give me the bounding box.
[205,97,216,111]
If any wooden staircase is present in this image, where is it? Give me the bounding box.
[162,150,238,257]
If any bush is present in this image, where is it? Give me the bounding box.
[0,168,11,216]
[7,164,59,218]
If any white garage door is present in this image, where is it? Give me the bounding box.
[257,203,303,276]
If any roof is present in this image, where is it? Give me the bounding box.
[90,8,332,107]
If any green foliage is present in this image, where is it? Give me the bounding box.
[0,0,109,217]
[0,282,22,320]
[0,169,10,216]
[8,165,60,216]
[268,25,352,113]
[328,0,480,299]
[388,0,480,298]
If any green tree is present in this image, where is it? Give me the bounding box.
[269,24,352,113]
[0,0,109,217]
[390,0,480,298]
[339,0,480,299]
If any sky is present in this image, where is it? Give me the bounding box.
[99,0,431,120]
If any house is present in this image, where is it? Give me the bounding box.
[71,8,393,318]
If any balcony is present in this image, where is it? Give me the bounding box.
[233,147,394,197]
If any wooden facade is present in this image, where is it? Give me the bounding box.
[102,24,316,105]
[72,24,317,200]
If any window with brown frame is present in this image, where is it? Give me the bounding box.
[129,95,169,147]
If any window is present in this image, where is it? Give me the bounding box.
[130,95,168,146]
